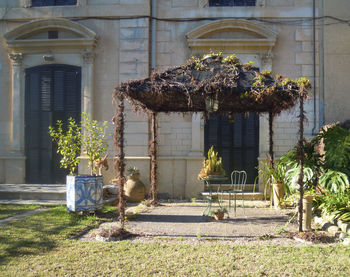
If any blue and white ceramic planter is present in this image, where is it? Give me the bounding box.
[66,175,103,212]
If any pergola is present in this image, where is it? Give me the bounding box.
[113,53,311,231]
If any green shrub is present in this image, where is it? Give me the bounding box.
[319,124,350,177]
[49,118,81,175]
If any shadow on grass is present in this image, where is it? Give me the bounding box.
[0,206,118,265]
[0,205,39,220]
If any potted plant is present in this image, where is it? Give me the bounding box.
[49,112,109,212]
[258,160,286,209]
[210,208,227,220]
[198,146,226,180]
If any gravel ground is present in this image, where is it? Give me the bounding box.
[125,202,297,239]
[81,201,321,246]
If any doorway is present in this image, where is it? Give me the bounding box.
[204,113,259,184]
[25,64,81,183]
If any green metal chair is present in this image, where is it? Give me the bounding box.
[222,170,247,216]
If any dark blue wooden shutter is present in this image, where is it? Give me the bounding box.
[205,113,259,184]
[25,65,81,184]
[32,0,76,6]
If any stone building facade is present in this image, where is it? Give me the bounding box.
[0,0,348,198]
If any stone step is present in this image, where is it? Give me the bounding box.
[200,192,265,201]
[0,184,66,201]
[207,184,259,192]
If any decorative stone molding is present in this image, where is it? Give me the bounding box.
[77,0,87,6]
[186,19,276,170]
[186,19,277,53]
[9,53,23,152]
[8,53,23,66]
[261,51,273,71]
[82,52,95,64]
[4,19,98,51]
[4,19,98,154]
[199,0,209,7]
[257,0,265,7]
[21,0,31,8]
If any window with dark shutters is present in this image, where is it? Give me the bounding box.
[25,65,81,184]
[209,0,256,6]
[31,0,77,7]
[204,113,259,184]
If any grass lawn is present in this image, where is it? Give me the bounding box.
[1,205,350,276]
[0,204,40,220]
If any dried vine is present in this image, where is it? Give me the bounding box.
[268,110,275,169]
[112,53,311,208]
[148,111,158,204]
[298,95,305,232]
[114,95,126,229]
[115,54,307,115]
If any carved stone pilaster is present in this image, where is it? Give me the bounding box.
[9,53,23,152]
[82,52,95,64]
[257,0,266,7]
[199,0,209,7]
[9,53,23,66]
[77,0,87,6]
[261,52,273,71]
[82,52,95,117]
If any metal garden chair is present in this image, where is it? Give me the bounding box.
[222,170,247,216]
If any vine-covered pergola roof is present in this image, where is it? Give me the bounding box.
[113,53,311,232]
[114,54,310,115]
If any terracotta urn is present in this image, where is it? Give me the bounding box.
[273,182,285,209]
[125,167,146,202]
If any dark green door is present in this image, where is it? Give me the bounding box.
[204,113,259,184]
[25,64,81,184]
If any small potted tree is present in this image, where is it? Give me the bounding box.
[49,113,109,212]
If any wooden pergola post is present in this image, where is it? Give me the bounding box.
[268,110,275,204]
[298,95,305,232]
[114,95,126,229]
[268,110,275,168]
[149,111,158,204]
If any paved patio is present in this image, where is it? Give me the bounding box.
[125,202,298,239]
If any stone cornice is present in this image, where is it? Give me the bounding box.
[6,38,97,51]
[4,19,98,52]
[186,19,277,52]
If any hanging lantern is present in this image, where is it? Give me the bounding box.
[205,97,219,113]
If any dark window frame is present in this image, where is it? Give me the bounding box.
[209,0,256,6]
[31,0,77,7]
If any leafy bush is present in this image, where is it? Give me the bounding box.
[49,118,81,175]
[319,124,350,177]
[279,139,321,193]
[81,113,109,175]
[284,167,315,195]
[49,113,109,176]
[269,122,350,219]
[318,170,349,193]
[317,191,350,221]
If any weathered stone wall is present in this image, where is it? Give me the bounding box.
[0,0,327,198]
[322,0,350,124]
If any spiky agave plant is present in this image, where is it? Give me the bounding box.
[198,146,226,179]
